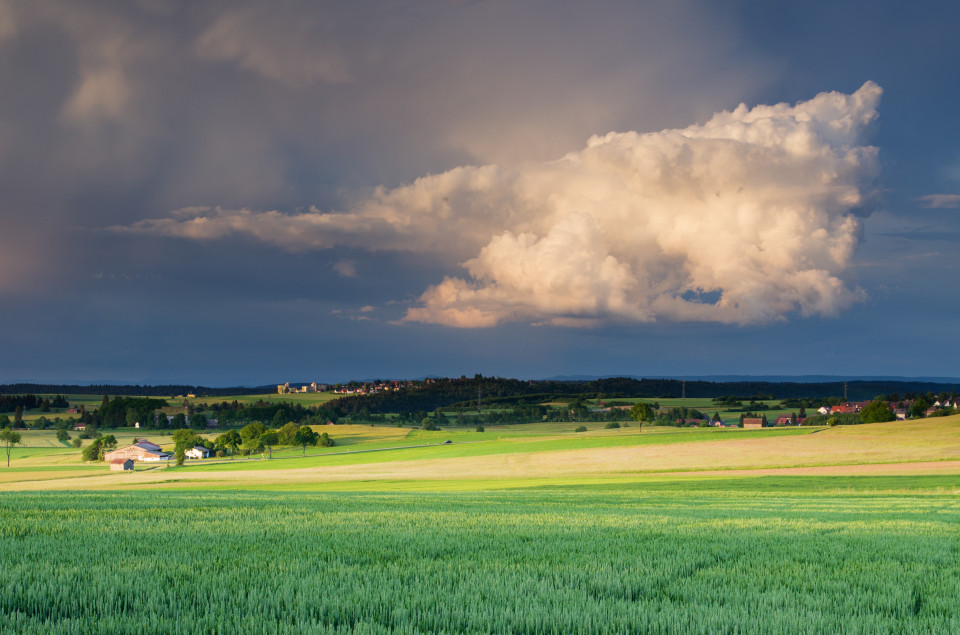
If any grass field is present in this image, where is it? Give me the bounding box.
[1,479,958,633]
[2,415,959,632]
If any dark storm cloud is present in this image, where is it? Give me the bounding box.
[0,0,769,297]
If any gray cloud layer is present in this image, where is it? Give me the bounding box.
[0,0,767,296]
[118,83,882,327]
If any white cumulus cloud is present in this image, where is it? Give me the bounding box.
[115,82,882,327]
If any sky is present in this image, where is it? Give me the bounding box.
[1,0,959,385]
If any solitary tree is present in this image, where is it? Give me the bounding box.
[216,429,242,457]
[293,425,318,456]
[629,403,655,432]
[1,427,22,467]
[259,430,280,459]
[279,422,299,445]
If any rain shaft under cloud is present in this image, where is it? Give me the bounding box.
[118,82,883,328]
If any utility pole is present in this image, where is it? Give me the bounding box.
[682,378,686,400]
[844,381,848,402]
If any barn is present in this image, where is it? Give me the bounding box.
[103,442,171,462]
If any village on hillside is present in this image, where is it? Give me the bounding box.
[277,380,423,395]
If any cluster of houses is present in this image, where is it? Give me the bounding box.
[331,381,415,395]
[277,382,328,394]
[277,379,433,396]
[103,438,211,471]
[816,399,958,420]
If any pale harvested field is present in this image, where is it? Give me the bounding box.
[3,418,959,491]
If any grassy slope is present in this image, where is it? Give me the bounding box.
[0,415,958,491]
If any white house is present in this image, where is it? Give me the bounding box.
[817,406,830,415]
[185,446,210,460]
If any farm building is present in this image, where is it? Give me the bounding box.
[185,446,210,459]
[774,416,806,426]
[103,442,171,463]
[133,439,162,452]
[109,459,134,471]
[742,418,763,429]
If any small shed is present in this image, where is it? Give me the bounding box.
[110,459,134,472]
[742,417,763,429]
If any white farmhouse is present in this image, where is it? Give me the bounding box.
[185,446,210,460]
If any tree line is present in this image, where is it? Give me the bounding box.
[329,376,960,415]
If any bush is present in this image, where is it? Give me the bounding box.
[859,399,895,424]
[575,426,587,432]
[604,422,621,429]
[421,419,439,431]
[475,424,485,432]
[71,438,82,448]
[802,413,863,427]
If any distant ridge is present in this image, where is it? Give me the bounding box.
[545,374,960,383]
[0,383,274,396]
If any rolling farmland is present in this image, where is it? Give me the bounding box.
[1,414,959,632]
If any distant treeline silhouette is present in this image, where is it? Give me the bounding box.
[0,384,273,397]
[331,376,960,415]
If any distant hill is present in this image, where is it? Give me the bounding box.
[0,383,274,397]
[3,376,959,408]
[546,374,960,383]
[330,376,960,415]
